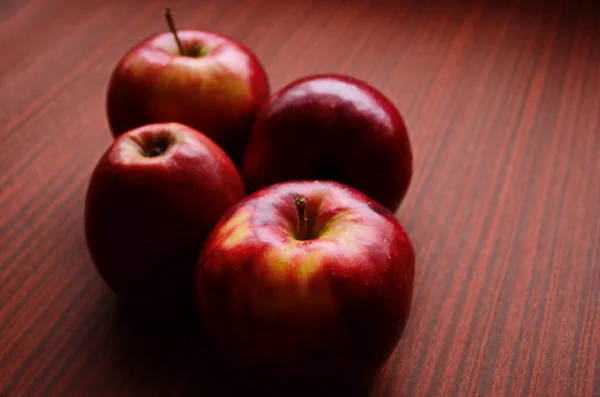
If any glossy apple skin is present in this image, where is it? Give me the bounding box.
[241,74,413,212]
[195,180,415,391]
[85,123,246,314]
[106,30,270,164]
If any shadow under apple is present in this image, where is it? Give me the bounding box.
[102,299,377,397]
[101,300,239,397]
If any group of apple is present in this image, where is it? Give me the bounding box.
[84,10,416,394]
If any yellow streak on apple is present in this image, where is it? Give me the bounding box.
[320,212,374,243]
[249,280,335,318]
[263,246,293,277]
[262,246,324,282]
[317,210,391,267]
[222,223,251,249]
[295,250,325,282]
[250,249,336,317]
[258,247,333,310]
[219,209,252,249]
[167,59,251,101]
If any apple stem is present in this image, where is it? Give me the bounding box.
[295,196,308,240]
[165,7,185,55]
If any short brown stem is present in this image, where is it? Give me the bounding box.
[165,7,185,55]
[295,196,308,240]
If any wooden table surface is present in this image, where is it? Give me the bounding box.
[1,0,599,396]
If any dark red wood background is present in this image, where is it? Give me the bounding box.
[1,0,599,395]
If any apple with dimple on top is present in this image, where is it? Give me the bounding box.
[241,74,413,212]
[84,122,245,314]
[106,8,270,164]
[194,180,415,392]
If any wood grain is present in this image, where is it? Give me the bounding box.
[1,0,599,396]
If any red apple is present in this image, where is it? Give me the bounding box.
[194,180,415,392]
[106,10,270,164]
[85,122,246,314]
[241,74,413,212]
